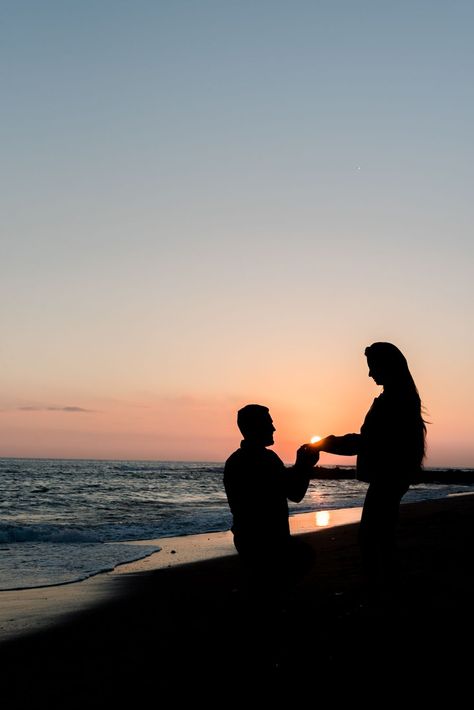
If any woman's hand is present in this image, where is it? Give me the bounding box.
[311,435,336,452]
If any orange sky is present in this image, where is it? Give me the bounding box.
[1,349,472,466]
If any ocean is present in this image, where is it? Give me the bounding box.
[1,457,473,591]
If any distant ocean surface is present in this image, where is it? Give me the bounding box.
[1,458,473,591]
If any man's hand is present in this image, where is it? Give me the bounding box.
[295,444,320,468]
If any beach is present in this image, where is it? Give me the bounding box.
[1,494,473,703]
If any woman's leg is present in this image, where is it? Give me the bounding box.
[359,481,408,579]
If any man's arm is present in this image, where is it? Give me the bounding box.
[285,445,319,502]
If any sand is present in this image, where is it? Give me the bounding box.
[0,495,472,704]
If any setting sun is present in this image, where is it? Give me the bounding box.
[310,436,321,444]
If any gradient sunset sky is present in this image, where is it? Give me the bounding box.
[1,2,473,465]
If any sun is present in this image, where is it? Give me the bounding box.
[310,436,321,444]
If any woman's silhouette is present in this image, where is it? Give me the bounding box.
[316,342,427,580]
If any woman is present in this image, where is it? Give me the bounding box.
[316,342,427,577]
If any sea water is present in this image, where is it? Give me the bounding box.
[0,458,472,590]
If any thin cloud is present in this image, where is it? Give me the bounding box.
[18,406,96,413]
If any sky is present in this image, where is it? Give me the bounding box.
[1,1,473,465]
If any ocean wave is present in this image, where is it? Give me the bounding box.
[0,542,162,591]
[0,525,104,544]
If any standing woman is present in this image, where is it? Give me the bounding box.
[316,342,427,578]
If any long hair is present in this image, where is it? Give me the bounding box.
[365,342,427,463]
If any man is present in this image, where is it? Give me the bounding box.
[224,404,319,593]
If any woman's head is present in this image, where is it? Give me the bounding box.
[365,342,427,463]
[364,342,412,387]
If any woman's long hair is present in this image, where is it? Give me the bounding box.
[365,342,428,463]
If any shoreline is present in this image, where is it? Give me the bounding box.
[0,506,363,643]
[1,494,473,700]
[1,494,471,643]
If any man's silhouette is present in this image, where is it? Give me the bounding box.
[223,404,318,597]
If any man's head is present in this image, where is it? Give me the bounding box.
[237,404,275,446]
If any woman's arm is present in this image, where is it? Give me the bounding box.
[315,433,361,456]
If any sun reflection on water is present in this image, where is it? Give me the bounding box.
[315,511,330,527]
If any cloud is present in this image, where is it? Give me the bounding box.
[18,405,96,413]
